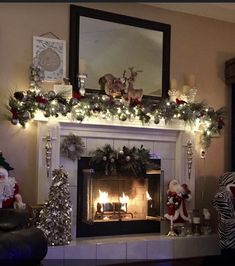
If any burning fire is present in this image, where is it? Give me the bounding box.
[98,190,109,203]
[146,191,152,200]
[119,192,129,204]
[119,192,129,212]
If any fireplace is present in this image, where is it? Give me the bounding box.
[35,120,196,239]
[77,157,162,237]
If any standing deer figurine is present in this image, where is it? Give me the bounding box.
[125,67,143,103]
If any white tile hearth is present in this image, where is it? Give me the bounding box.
[126,241,147,261]
[147,238,174,260]
[44,233,221,264]
[97,242,126,265]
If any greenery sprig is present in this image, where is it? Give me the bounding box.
[90,144,150,176]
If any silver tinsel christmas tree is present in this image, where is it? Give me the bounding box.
[38,167,72,246]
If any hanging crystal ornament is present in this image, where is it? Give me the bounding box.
[186,140,193,179]
[78,73,87,96]
[45,135,52,178]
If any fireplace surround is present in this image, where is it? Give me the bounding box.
[76,157,162,237]
[36,117,196,238]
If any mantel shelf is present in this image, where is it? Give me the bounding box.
[34,112,200,133]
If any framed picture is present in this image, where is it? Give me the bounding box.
[33,36,66,82]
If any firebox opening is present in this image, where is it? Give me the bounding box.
[77,157,163,237]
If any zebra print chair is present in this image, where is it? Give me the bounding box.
[212,172,235,259]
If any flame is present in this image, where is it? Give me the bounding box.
[119,192,129,204]
[146,191,152,200]
[98,190,109,203]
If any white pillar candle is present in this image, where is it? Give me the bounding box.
[185,74,196,87]
[170,79,177,90]
[79,58,87,74]
[182,85,190,94]
[193,217,200,224]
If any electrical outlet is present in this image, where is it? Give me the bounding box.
[200,148,206,159]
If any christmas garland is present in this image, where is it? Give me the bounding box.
[90,144,151,176]
[60,134,84,161]
[7,66,225,149]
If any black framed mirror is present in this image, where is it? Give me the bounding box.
[69,5,171,101]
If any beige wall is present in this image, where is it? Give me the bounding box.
[0,3,234,215]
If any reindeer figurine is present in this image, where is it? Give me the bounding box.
[99,73,126,97]
[125,67,143,104]
[98,67,143,103]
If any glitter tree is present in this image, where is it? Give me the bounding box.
[38,167,72,246]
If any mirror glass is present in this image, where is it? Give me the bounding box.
[69,5,171,100]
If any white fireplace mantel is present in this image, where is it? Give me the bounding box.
[36,117,196,238]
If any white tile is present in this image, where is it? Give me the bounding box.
[173,237,200,259]
[161,219,171,235]
[154,142,176,159]
[64,243,96,259]
[198,235,221,256]
[81,137,87,155]
[147,238,174,260]
[161,159,175,187]
[96,242,126,265]
[64,260,95,266]
[60,156,78,186]
[45,245,64,259]
[128,140,154,153]
[160,159,176,215]
[69,186,77,218]
[86,138,113,154]
[126,241,147,260]
[71,216,76,240]
[42,259,64,266]
[114,139,129,150]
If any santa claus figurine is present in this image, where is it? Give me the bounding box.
[164,179,192,223]
[0,167,25,209]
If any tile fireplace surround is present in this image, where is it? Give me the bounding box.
[36,118,220,262]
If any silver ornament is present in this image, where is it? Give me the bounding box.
[119,113,127,121]
[76,113,84,121]
[38,103,46,110]
[22,111,30,119]
[48,91,56,98]
[69,98,78,106]
[154,116,160,124]
[11,118,19,125]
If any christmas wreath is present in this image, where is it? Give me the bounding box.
[60,134,84,161]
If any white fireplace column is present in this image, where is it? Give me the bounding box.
[36,118,196,238]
